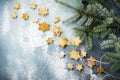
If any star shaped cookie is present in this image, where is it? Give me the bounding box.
[22,13,29,20]
[58,37,68,48]
[52,25,62,36]
[70,36,82,47]
[67,63,74,70]
[38,22,50,32]
[70,50,80,61]
[46,37,53,44]
[58,51,65,58]
[32,18,39,23]
[54,17,60,23]
[13,2,21,10]
[30,2,37,10]
[11,12,17,19]
[76,64,83,71]
[80,50,86,58]
[97,66,104,73]
[38,7,49,17]
[87,55,96,68]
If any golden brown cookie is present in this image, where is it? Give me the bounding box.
[54,17,60,23]
[52,25,62,36]
[22,13,29,20]
[46,37,53,44]
[58,37,68,48]
[70,36,82,47]
[87,56,96,68]
[97,66,104,73]
[38,22,50,32]
[80,50,86,58]
[30,2,37,10]
[11,12,17,19]
[70,50,80,61]
[13,2,21,10]
[67,63,74,70]
[76,64,83,71]
[38,7,48,17]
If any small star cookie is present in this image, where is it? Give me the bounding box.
[30,3,37,10]
[32,18,39,23]
[58,37,68,48]
[52,25,62,36]
[46,37,53,44]
[70,36,82,47]
[58,51,65,58]
[76,64,83,71]
[38,7,48,17]
[22,13,29,20]
[70,50,80,61]
[38,22,50,32]
[67,63,74,70]
[54,17,60,23]
[97,66,104,73]
[87,56,96,68]
[80,50,86,58]
[13,2,21,10]
[11,12,17,19]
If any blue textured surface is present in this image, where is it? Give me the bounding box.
[0,0,120,80]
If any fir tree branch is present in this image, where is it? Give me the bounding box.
[55,0,105,21]
[114,17,120,24]
[100,40,114,49]
[79,9,105,20]
[75,0,81,7]
[109,34,117,40]
[97,0,111,10]
[63,13,80,24]
[86,36,92,50]
[95,4,109,17]
[110,63,120,72]
[105,53,120,61]
[54,0,79,11]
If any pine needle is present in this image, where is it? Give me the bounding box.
[54,0,79,11]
